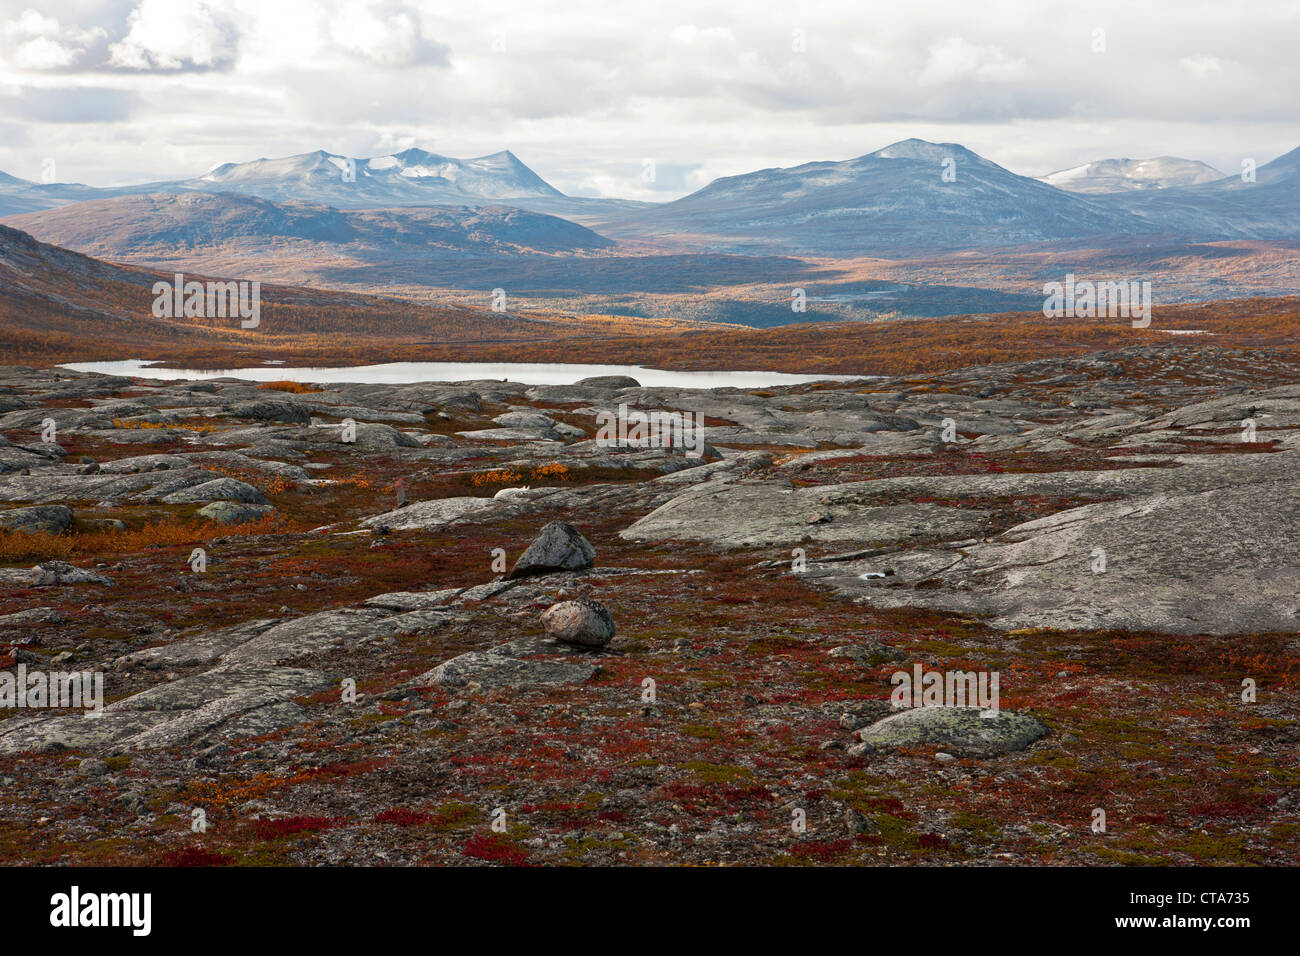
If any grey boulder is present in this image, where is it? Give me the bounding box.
[540,599,615,647]
[849,706,1048,757]
[508,520,596,578]
[0,504,73,534]
[198,500,276,525]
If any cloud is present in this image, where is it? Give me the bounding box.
[0,0,1296,199]
[1,8,107,71]
[107,0,239,71]
[919,37,1028,85]
[328,1,449,67]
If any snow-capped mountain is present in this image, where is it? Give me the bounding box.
[1109,145,1300,239]
[0,148,645,220]
[193,148,565,207]
[599,139,1145,254]
[3,140,1299,257]
[1040,157,1226,194]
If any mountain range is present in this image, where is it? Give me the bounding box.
[0,147,646,221]
[2,137,1297,282]
[4,192,613,260]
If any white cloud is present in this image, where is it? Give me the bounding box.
[919,37,1027,85]
[108,0,239,70]
[2,8,105,70]
[0,0,1296,197]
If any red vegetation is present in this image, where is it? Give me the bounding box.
[160,846,235,867]
[462,833,530,866]
[254,816,343,839]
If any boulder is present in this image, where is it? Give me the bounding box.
[0,561,113,588]
[0,504,72,534]
[575,376,641,389]
[198,501,276,525]
[849,706,1048,757]
[162,477,269,505]
[492,410,556,430]
[540,599,616,647]
[509,520,596,578]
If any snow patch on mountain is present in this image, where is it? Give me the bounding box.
[1040,157,1225,194]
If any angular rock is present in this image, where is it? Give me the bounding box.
[509,520,597,578]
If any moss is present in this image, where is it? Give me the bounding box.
[1177,832,1254,863]
[430,802,482,831]
[872,812,918,851]
[349,712,400,726]
[745,635,805,655]
[1094,846,1168,866]
[949,811,1002,839]
[680,724,721,740]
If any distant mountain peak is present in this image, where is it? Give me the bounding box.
[870,138,976,162]
[1040,156,1226,193]
[183,146,565,202]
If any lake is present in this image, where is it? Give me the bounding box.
[60,359,864,389]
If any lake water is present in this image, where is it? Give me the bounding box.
[60,359,864,389]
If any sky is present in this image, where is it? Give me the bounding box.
[1,0,1298,200]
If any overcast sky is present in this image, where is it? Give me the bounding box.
[1,0,1297,199]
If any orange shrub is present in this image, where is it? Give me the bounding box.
[258,381,321,394]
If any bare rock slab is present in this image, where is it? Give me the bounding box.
[416,636,600,690]
[845,477,1300,635]
[621,478,989,547]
